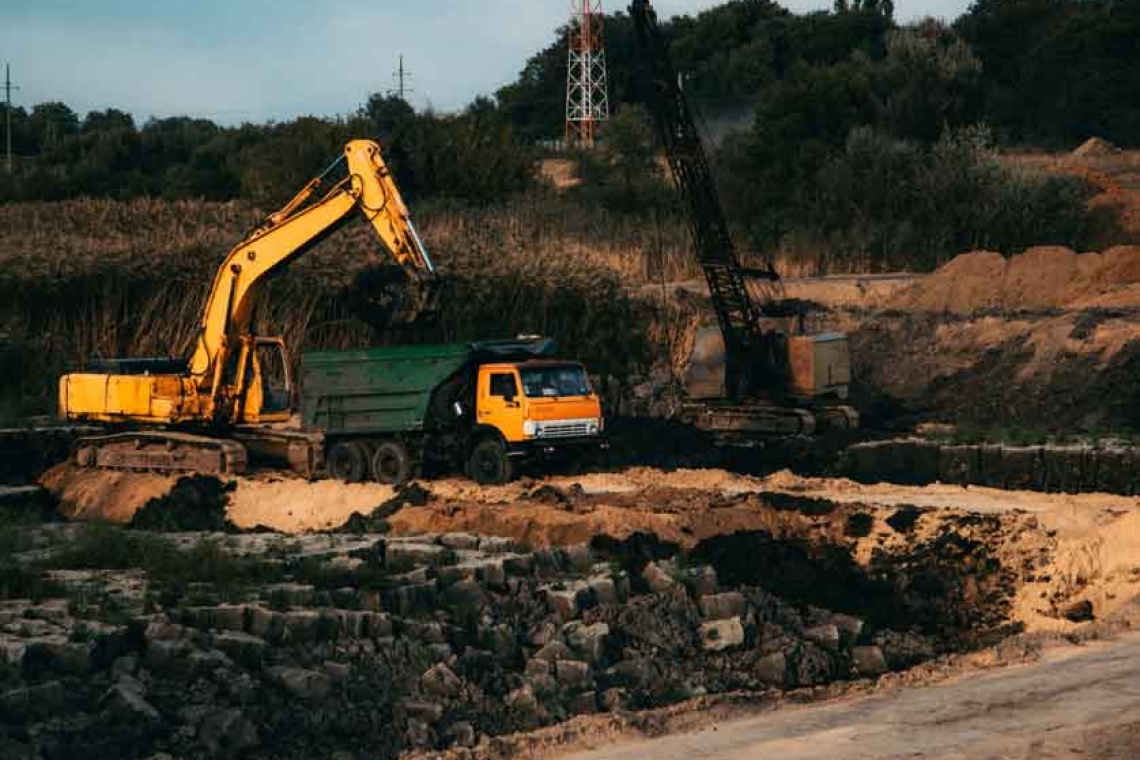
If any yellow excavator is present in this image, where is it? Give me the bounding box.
[58,139,439,474]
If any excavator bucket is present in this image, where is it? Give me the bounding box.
[346,265,442,328]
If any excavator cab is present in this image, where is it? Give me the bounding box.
[233,337,294,425]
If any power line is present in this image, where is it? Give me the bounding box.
[387,55,413,102]
[5,63,20,175]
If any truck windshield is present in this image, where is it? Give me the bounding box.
[520,365,591,398]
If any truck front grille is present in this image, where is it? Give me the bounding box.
[537,420,591,438]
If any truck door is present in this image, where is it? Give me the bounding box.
[477,367,525,442]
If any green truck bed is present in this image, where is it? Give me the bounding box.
[300,343,473,434]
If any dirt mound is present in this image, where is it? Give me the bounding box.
[42,463,178,522]
[1073,137,1121,158]
[128,475,238,533]
[889,246,1140,314]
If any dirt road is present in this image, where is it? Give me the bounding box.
[559,634,1140,760]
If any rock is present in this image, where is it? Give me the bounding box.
[440,533,482,551]
[103,681,160,722]
[246,606,285,641]
[0,635,27,668]
[689,565,720,597]
[198,708,259,757]
[386,541,454,568]
[442,579,487,614]
[324,661,352,682]
[267,583,316,608]
[642,561,680,594]
[587,576,618,606]
[401,700,444,722]
[831,614,864,646]
[567,690,597,715]
[26,637,90,674]
[421,662,464,698]
[755,652,786,685]
[851,645,888,676]
[606,658,654,688]
[699,592,745,620]
[211,631,267,667]
[803,624,841,651]
[699,616,745,651]
[555,659,592,689]
[525,658,551,677]
[281,609,322,643]
[479,536,519,554]
[600,687,629,711]
[562,543,593,573]
[265,666,332,701]
[527,621,558,647]
[1061,599,1095,622]
[499,555,532,578]
[505,684,539,714]
[562,621,609,664]
[111,653,139,678]
[873,630,935,670]
[0,680,65,720]
[444,721,477,748]
[534,640,571,663]
[543,582,588,621]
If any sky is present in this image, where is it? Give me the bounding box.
[0,0,972,125]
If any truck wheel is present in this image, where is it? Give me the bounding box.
[328,442,368,483]
[468,438,515,485]
[372,441,413,486]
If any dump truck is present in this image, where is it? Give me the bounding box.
[288,338,606,484]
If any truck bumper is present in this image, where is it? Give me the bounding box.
[508,436,609,458]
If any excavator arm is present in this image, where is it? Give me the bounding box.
[187,139,437,389]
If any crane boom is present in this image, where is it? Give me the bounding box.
[630,0,787,401]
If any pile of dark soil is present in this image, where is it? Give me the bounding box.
[337,482,433,533]
[128,475,238,533]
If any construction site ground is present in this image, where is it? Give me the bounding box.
[10,457,1139,759]
[10,146,1140,757]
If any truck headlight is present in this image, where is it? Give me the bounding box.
[587,420,599,435]
[523,420,538,437]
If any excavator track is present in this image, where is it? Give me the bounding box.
[811,405,861,432]
[73,431,247,475]
[681,403,817,440]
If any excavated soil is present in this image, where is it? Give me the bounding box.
[39,465,1140,635]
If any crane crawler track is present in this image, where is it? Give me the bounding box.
[73,431,247,475]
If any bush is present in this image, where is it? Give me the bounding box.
[732,125,1114,272]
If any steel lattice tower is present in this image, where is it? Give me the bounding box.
[565,0,610,148]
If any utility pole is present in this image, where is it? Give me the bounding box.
[388,55,413,102]
[4,63,19,174]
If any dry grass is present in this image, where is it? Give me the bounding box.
[0,197,711,418]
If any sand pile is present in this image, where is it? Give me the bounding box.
[890,245,1140,313]
[1072,137,1121,158]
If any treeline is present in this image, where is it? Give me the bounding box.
[0,95,533,206]
[0,0,1135,271]
[501,0,1140,150]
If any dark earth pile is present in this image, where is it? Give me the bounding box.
[128,476,239,533]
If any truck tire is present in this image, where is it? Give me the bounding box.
[372,441,413,486]
[328,441,368,483]
[468,438,515,485]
